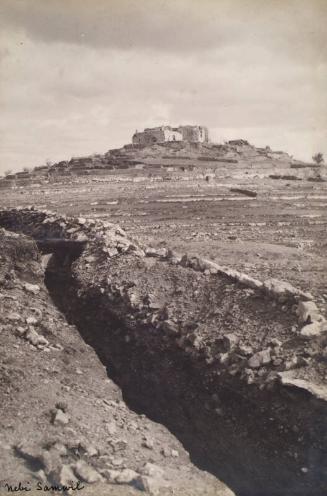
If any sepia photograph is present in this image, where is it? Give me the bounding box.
[0,1,326,495]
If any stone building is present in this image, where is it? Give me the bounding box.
[178,125,209,143]
[132,126,182,145]
[132,125,209,145]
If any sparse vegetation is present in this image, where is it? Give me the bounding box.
[312,152,324,165]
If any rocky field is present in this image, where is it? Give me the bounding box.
[0,141,326,496]
[1,166,326,305]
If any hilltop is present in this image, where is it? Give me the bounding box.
[1,139,324,189]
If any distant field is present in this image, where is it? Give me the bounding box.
[1,174,326,312]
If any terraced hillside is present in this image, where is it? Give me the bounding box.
[0,140,324,188]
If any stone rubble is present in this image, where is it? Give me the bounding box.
[0,207,326,495]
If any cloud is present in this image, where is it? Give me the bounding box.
[0,0,326,60]
[0,0,326,173]
[0,0,235,52]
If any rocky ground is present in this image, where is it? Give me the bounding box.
[0,142,326,496]
[0,227,233,496]
[0,208,326,496]
[1,170,326,303]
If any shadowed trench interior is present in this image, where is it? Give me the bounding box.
[41,247,325,496]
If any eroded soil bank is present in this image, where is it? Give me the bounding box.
[1,208,327,496]
[0,228,231,496]
[45,253,327,496]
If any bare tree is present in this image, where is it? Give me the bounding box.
[312,152,324,165]
[4,169,13,176]
[23,166,31,172]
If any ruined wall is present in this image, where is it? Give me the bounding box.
[133,127,166,145]
[179,125,209,143]
[133,127,183,145]
[163,128,183,142]
[133,126,208,145]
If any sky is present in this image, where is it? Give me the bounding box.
[0,0,326,174]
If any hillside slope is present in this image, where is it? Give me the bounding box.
[1,140,324,188]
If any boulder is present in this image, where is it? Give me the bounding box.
[25,327,49,347]
[248,349,271,368]
[58,465,78,486]
[115,468,139,484]
[23,283,40,294]
[53,409,70,426]
[297,301,324,324]
[136,475,165,495]
[142,463,164,478]
[278,374,327,402]
[263,279,313,301]
[73,460,103,483]
[223,333,239,351]
[300,321,327,338]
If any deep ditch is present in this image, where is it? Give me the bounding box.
[0,207,326,496]
[43,250,327,496]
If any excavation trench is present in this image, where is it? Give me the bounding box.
[42,249,327,496]
[0,208,325,496]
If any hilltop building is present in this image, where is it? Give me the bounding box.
[132,125,209,145]
[179,125,209,143]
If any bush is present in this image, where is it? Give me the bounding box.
[312,152,324,165]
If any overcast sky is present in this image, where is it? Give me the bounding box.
[0,0,326,173]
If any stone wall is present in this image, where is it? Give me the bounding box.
[179,125,209,143]
[133,127,167,145]
[132,125,208,145]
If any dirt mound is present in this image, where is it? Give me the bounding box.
[0,207,326,496]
